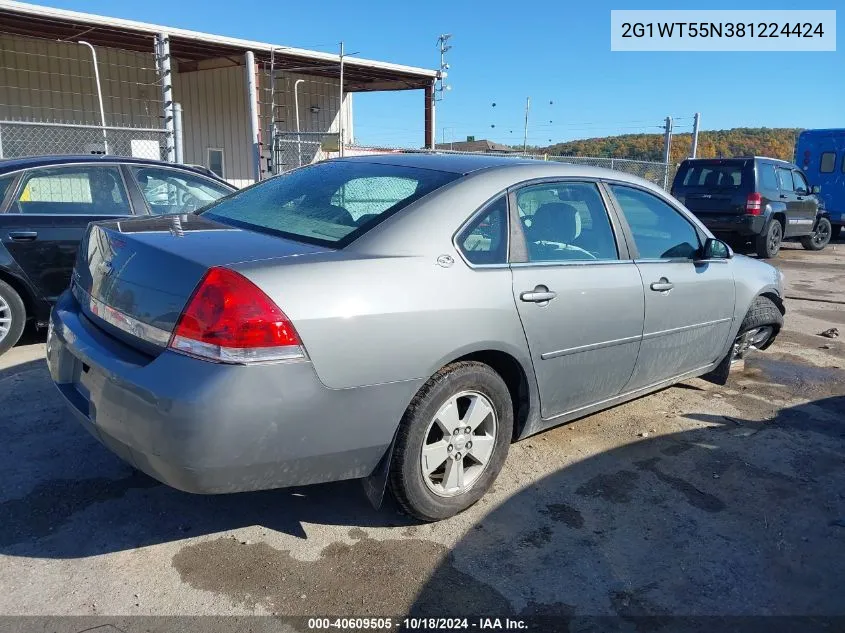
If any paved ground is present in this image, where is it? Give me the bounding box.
[1,240,844,620]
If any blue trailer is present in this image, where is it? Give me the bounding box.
[795,128,845,239]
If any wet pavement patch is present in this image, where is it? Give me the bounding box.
[172,534,522,616]
[575,471,639,504]
[634,458,725,513]
[542,503,584,529]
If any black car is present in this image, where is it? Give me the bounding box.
[0,155,235,355]
[671,157,832,259]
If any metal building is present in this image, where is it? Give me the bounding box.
[0,0,438,185]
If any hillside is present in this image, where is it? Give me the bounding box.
[532,128,801,163]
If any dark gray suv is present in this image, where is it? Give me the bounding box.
[671,157,832,258]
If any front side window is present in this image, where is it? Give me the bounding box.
[202,161,459,247]
[457,196,508,265]
[792,171,809,194]
[777,167,794,192]
[516,182,618,262]
[609,185,700,260]
[15,166,130,215]
[820,152,836,173]
[131,167,232,215]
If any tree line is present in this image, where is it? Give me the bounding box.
[525,128,801,163]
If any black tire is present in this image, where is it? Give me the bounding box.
[389,361,513,522]
[831,224,842,241]
[739,295,783,348]
[0,279,26,357]
[801,217,832,251]
[755,219,782,259]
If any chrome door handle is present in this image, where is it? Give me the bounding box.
[8,231,38,241]
[520,288,557,303]
[650,278,674,292]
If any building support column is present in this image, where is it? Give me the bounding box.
[244,50,261,182]
[424,82,435,149]
[155,33,175,162]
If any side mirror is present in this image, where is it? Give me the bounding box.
[812,185,822,194]
[699,237,732,261]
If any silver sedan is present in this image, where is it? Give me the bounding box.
[46,154,785,521]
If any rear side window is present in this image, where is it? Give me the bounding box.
[0,175,14,204]
[758,164,779,191]
[679,162,744,188]
[14,166,131,215]
[820,152,836,173]
[458,196,508,265]
[777,167,794,192]
[516,181,618,262]
[203,161,459,247]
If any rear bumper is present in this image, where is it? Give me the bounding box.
[46,290,419,494]
[696,214,766,237]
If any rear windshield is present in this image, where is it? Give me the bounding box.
[674,161,748,190]
[202,161,459,247]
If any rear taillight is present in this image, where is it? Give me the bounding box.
[168,267,304,364]
[746,192,762,216]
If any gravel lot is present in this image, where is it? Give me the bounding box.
[1,241,844,621]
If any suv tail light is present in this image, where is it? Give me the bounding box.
[746,192,763,216]
[169,267,304,364]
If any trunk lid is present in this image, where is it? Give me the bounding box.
[72,214,330,352]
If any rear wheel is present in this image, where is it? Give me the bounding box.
[0,279,26,357]
[801,217,832,251]
[389,361,513,521]
[755,219,782,259]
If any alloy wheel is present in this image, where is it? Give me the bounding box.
[420,390,498,498]
[812,221,831,248]
[0,293,11,344]
[769,223,782,255]
[732,326,774,361]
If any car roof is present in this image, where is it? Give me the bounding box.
[0,154,231,183]
[335,152,541,174]
[679,156,796,167]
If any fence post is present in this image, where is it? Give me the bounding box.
[662,116,673,189]
[155,33,176,162]
[173,102,184,164]
[78,41,109,154]
[0,124,4,159]
[244,51,262,182]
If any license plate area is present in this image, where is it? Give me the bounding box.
[72,360,92,402]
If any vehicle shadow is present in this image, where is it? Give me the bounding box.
[0,358,413,559]
[404,394,845,619]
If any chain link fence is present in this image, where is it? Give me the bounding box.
[272,131,341,174]
[282,143,677,191]
[0,121,169,161]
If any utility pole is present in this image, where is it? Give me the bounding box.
[690,112,701,158]
[662,115,673,189]
[522,96,531,154]
[435,34,452,100]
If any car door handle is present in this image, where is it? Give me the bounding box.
[780,194,788,199]
[8,231,38,241]
[520,288,557,303]
[650,279,674,292]
[796,196,804,201]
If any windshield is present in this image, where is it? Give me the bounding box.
[675,161,748,190]
[202,161,459,247]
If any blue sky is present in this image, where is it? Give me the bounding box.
[42,0,843,148]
